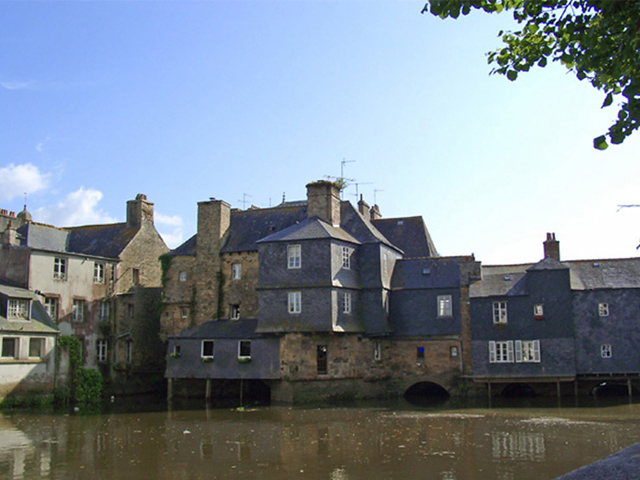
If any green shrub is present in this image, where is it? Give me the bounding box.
[75,368,103,404]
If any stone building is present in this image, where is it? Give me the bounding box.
[163,181,478,403]
[0,194,168,394]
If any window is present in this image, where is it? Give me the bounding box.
[94,262,105,284]
[125,340,132,363]
[127,304,135,319]
[288,292,301,314]
[342,246,351,269]
[29,337,45,359]
[417,346,425,360]
[201,340,214,359]
[437,295,453,317]
[489,341,514,363]
[53,257,67,280]
[601,344,612,358]
[132,269,140,285]
[99,302,109,322]
[287,245,301,269]
[172,345,181,357]
[72,299,85,323]
[179,271,187,282]
[598,303,609,317]
[493,302,508,324]
[44,297,58,321]
[181,307,189,319]
[533,304,544,318]
[97,340,108,363]
[450,346,459,357]
[231,263,242,280]
[7,299,29,320]
[317,345,328,375]
[238,340,251,359]
[111,264,116,282]
[515,340,541,363]
[230,304,240,320]
[374,342,382,361]
[1,337,18,358]
[342,292,352,314]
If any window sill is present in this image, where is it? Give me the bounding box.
[237,357,251,363]
[201,357,214,363]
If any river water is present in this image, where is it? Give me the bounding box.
[2,396,640,480]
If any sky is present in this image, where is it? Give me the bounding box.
[2,0,639,265]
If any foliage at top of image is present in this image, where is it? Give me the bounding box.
[423,0,640,149]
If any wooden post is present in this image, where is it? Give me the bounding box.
[574,380,578,397]
[167,378,173,402]
[557,381,561,398]
[205,379,212,400]
[240,378,244,407]
[628,379,633,398]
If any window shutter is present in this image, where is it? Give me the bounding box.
[507,341,514,363]
[489,341,496,363]
[515,340,523,363]
[533,340,541,363]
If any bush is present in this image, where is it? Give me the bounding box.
[75,368,103,404]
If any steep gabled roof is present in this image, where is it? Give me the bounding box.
[567,258,640,290]
[257,217,360,244]
[17,223,68,252]
[0,282,59,333]
[66,223,138,258]
[470,264,532,298]
[168,234,197,256]
[392,257,465,289]
[339,202,399,250]
[372,216,438,258]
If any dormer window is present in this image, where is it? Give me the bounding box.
[7,299,29,320]
[533,304,544,319]
[598,303,609,317]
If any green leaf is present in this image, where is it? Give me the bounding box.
[507,69,518,81]
[593,135,608,150]
[602,92,613,108]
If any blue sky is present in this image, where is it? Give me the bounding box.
[2,0,639,264]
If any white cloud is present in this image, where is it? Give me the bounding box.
[35,187,117,227]
[155,212,185,249]
[0,163,50,201]
[1,80,34,91]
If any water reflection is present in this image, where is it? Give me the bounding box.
[1,397,640,480]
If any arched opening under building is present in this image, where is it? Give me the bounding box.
[591,381,640,397]
[501,383,536,398]
[404,382,450,405]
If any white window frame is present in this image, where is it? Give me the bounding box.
[99,302,110,322]
[230,304,240,320]
[598,303,609,317]
[231,263,242,280]
[342,246,351,269]
[1,337,19,359]
[179,271,187,282]
[238,340,251,359]
[72,299,85,323]
[97,339,108,363]
[29,337,45,359]
[437,295,453,317]
[342,291,352,314]
[94,262,105,284]
[287,244,301,269]
[533,304,544,318]
[601,344,612,358]
[181,307,188,319]
[53,257,67,281]
[493,301,508,324]
[288,291,301,314]
[489,340,514,363]
[7,299,29,320]
[44,297,58,321]
[515,340,541,363]
[374,341,382,361]
[201,340,214,359]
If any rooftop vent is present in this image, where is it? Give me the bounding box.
[504,275,512,281]
[422,268,431,275]
[593,262,600,267]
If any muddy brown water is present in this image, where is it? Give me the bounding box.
[2,396,640,479]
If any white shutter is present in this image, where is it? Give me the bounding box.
[507,341,514,363]
[533,340,541,363]
[489,341,496,363]
[515,340,523,363]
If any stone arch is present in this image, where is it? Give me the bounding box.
[403,381,450,401]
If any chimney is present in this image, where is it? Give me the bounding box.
[358,195,370,221]
[370,204,382,220]
[197,198,231,254]
[543,232,560,261]
[127,194,154,229]
[306,180,341,227]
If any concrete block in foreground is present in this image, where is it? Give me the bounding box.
[555,442,640,480]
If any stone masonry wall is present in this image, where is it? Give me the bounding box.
[220,251,259,319]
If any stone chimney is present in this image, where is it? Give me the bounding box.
[127,194,154,229]
[197,198,231,254]
[543,232,560,261]
[370,204,382,220]
[358,195,370,221]
[306,180,341,227]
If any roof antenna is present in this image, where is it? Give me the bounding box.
[238,193,252,210]
[23,192,27,211]
[374,189,384,205]
[282,192,286,204]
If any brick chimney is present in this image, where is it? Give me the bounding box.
[306,180,341,227]
[543,232,560,261]
[127,194,154,229]
[370,204,382,220]
[197,198,231,254]
[358,195,370,221]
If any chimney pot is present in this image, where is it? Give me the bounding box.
[543,232,560,261]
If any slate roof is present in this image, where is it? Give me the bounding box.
[16,221,138,259]
[372,216,438,258]
[391,257,464,289]
[0,283,59,334]
[470,264,532,298]
[169,318,260,339]
[168,234,197,256]
[257,217,360,245]
[340,202,399,250]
